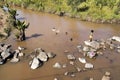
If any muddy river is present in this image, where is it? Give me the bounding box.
[0,8,120,80]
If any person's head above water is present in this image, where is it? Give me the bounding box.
[91,30,94,33]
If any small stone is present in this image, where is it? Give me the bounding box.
[117,49,120,53]
[64,72,68,76]
[62,64,67,68]
[64,50,69,53]
[47,52,56,58]
[10,58,19,63]
[78,57,86,64]
[19,52,24,57]
[76,67,81,72]
[90,77,94,80]
[102,75,111,80]
[71,74,75,77]
[37,52,48,62]
[105,72,111,76]
[67,54,75,60]
[53,62,61,69]
[54,77,58,80]
[85,63,94,69]
[69,61,74,65]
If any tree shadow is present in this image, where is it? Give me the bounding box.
[26,33,43,40]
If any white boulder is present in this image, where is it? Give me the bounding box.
[30,57,40,69]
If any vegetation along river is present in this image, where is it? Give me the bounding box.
[1,8,120,80]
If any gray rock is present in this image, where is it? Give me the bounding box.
[105,72,111,76]
[1,50,11,60]
[62,64,67,68]
[76,67,81,72]
[117,49,120,53]
[67,54,75,60]
[69,61,74,65]
[0,58,5,64]
[101,76,110,80]
[53,62,61,69]
[47,52,56,58]
[35,48,44,53]
[83,46,90,52]
[10,57,19,63]
[85,63,94,69]
[78,58,86,64]
[37,52,48,62]
[18,52,24,57]
[54,78,58,80]
[111,36,120,42]
[84,40,100,49]
[30,57,41,69]
[77,45,83,52]
[90,78,94,80]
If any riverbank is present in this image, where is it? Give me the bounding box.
[3,0,120,24]
[0,8,10,41]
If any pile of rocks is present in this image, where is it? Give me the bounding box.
[0,43,25,64]
[0,43,12,64]
[29,48,56,69]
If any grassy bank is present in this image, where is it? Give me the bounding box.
[2,0,120,24]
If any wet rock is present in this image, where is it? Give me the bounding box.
[1,50,11,60]
[97,51,103,55]
[67,54,76,60]
[84,40,100,49]
[18,46,25,51]
[37,52,48,62]
[78,57,86,64]
[90,77,94,80]
[111,36,120,42]
[64,50,69,53]
[53,62,62,69]
[47,52,56,58]
[13,50,19,58]
[117,49,120,53]
[62,64,67,68]
[18,52,24,57]
[64,71,75,77]
[54,77,58,80]
[83,46,90,52]
[64,71,69,76]
[85,63,94,69]
[102,76,111,80]
[35,48,44,53]
[10,57,19,63]
[109,44,115,50]
[0,58,5,64]
[30,57,41,69]
[76,67,81,72]
[69,61,74,65]
[71,74,75,77]
[77,45,83,52]
[105,72,111,76]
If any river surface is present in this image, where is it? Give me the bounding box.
[0,8,120,80]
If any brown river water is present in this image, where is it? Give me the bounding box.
[0,8,120,80]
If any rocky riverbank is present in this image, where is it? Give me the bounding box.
[0,7,11,41]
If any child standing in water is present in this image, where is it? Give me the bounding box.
[89,30,94,42]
